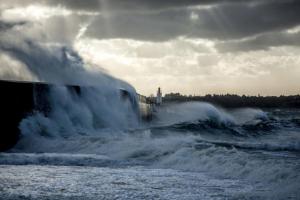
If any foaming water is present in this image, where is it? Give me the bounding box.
[20,85,139,138]
[3,97,300,199]
[153,102,235,126]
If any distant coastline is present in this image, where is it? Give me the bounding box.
[152,93,300,108]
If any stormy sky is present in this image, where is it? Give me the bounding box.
[0,0,300,95]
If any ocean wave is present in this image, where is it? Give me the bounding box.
[194,139,300,152]
[0,153,133,167]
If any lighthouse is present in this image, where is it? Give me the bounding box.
[156,87,162,105]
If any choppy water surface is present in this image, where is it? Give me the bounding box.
[1,103,300,200]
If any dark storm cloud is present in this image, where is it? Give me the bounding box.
[0,0,236,12]
[0,21,27,32]
[5,0,245,12]
[84,0,300,43]
[1,0,300,51]
[217,31,300,52]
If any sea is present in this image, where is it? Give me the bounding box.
[0,91,299,199]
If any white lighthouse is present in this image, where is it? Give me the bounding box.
[156,87,162,105]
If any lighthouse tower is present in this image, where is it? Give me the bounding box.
[156,87,162,106]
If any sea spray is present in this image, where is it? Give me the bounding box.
[0,31,140,149]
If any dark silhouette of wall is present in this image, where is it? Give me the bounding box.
[0,80,81,151]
